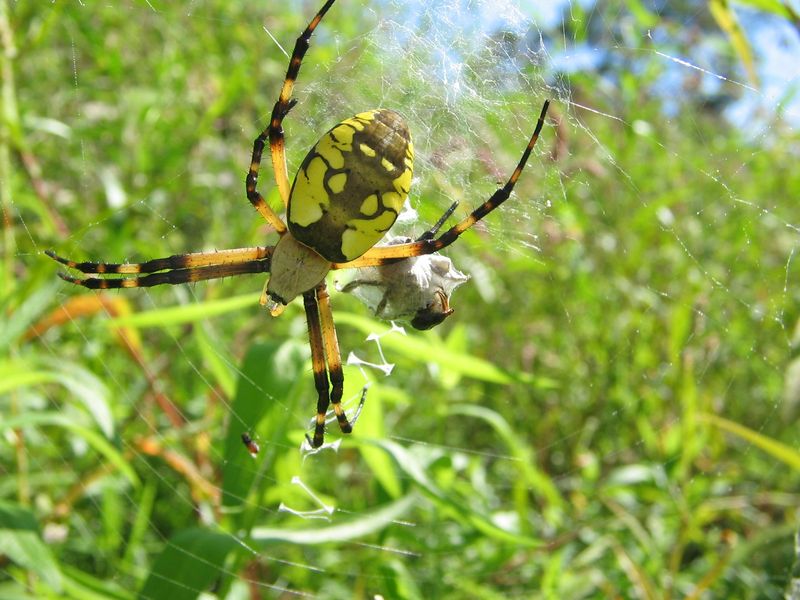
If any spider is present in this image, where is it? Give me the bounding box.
[47,0,550,448]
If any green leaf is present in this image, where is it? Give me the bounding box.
[448,404,565,514]
[0,360,55,395]
[0,281,59,348]
[221,340,307,510]
[107,293,257,328]
[0,358,113,436]
[0,501,39,530]
[440,322,468,389]
[194,322,236,398]
[732,0,800,22]
[0,502,62,593]
[0,412,138,486]
[369,439,542,547]
[61,565,133,600]
[138,528,239,600]
[353,382,403,498]
[699,412,800,470]
[45,358,113,437]
[121,481,158,575]
[709,0,759,86]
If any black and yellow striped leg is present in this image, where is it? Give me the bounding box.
[303,289,331,448]
[46,247,273,289]
[46,247,272,274]
[428,101,549,250]
[303,287,332,448]
[55,260,272,290]
[334,100,551,269]
[247,0,336,214]
[316,281,354,434]
[303,281,360,448]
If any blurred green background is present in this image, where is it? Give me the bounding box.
[2,0,799,598]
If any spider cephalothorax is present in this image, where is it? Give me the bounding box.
[48,0,550,448]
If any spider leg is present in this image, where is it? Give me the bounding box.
[46,247,271,274]
[58,259,270,290]
[247,0,336,221]
[316,281,357,435]
[55,259,272,290]
[416,201,459,242]
[47,247,273,289]
[303,287,333,448]
[333,100,550,269]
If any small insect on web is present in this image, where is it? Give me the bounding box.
[241,433,260,458]
[47,0,550,448]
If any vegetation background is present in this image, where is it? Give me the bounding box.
[2,0,799,598]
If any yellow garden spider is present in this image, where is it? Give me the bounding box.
[47,0,550,448]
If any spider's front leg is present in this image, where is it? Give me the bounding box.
[337,99,551,267]
[248,0,337,217]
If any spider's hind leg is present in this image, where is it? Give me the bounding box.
[46,247,273,289]
[303,281,364,448]
[316,282,352,432]
[303,288,333,448]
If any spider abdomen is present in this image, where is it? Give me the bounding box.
[287,109,414,263]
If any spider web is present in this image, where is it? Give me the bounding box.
[8,0,800,597]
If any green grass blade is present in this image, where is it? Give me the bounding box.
[107,293,257,328]
[369,439,542,547]
[700,412,800,470]
[137,528,239,600]
[448,404,565,513]
[221,340,307,511]
[709,0,759,86]
[0,501,63,593]
[0,358,113,437]
[1,412,138,486]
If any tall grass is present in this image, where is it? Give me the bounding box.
[2,1,798,598]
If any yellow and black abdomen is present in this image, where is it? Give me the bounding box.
[287,109,414,263]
